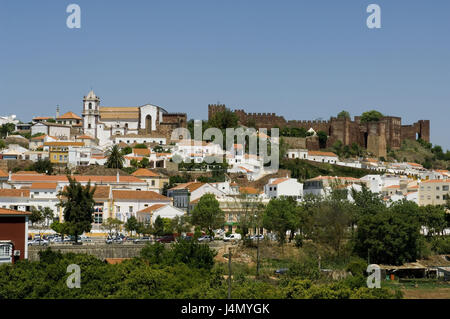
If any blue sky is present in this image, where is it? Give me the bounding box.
[1,1,449,150]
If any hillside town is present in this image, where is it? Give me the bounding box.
[1,91,449,299]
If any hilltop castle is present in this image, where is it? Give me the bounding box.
[208,104,430,158]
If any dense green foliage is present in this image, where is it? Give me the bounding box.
[58,176,96,242]
[360,110,384,123]
[191,194,225,236]
[106,145,125,169]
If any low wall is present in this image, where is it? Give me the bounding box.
[28,244,144,262]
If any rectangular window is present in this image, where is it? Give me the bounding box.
[151,180,155,186]
[129,206,133,213]
[443,185,449,191]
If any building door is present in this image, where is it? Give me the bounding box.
[146,115,152,133]
[0,243,13,264]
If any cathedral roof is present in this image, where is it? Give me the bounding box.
[99,107,139,120]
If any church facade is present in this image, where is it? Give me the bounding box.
[82,90,186,146]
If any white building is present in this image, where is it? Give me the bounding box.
[137,204,185,224]
[307,151,339,164]
[264,177,303,200]
[286,149,308,160]
[31,122,71,140]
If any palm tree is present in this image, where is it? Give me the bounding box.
[105,145,125,169]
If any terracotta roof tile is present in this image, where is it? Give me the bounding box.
[170,182,205,192]
[133,148,151,156]
[137,204,167,214]
[30,182,58,190]
[132,168,160,177]
[0,189,30,198]
[0,207,31,216]
[308,151,338,157]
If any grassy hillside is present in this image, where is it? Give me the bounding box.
[280,158,381,181]
[387,139,450,170]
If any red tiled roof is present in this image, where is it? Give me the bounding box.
[57,112,82,120]
[170,182,204,192]
[269,178,289,185]
[308,151,338,157]
[133,148,151,156]
[0,207,31,216]
[137,204,167,214]
[239,187,262,195]
[132,168,160,177]
[421,179,450,184]
[0,189,30,198]
[30,182,58,190]
[0,170,8,178]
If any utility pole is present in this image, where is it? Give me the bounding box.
[256,223,260,278]
[228,247,232,299]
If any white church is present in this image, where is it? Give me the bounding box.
[82,90,186,147]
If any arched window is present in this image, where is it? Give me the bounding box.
[89,103,92,110]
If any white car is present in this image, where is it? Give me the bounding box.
[223,233,242,242]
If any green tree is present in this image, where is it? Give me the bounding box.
[190,194,225,236]
[208,108,239,129]
[124,216,139,236]
[337,110,350,120]
[262,197,299,246]
[153,216,165,236]
[101,217,123,237]
[360,110,383,123]
[0,123,15,138]
[121,146,132,155]
[105,145,125,169]
[317,131,328,149]
[58,176,96,243]
[170,215,191,235]
[33,159,53,174]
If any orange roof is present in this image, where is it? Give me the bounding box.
[137,204,167,214]
[0,170,8,178]
[0,207,31,216]
[112,190,170,201]
[31,134,47,140]
[124,156,144,161]
[308,151,338,157]
[76,135,94,140]
[32,116,53,121]
[407,162,423,167]
[57,112,82,120]
[11,174,145,184]
[30,182,58,190]
[44,141,85,147]
[133,148,151,156]
[105,258,131,265]
[170,182,204,192]
[132,168,160,178]
[0,189,30,198]
[93,186,110,199]
[239,187,261,195]
[386,185,400,189]
[421,179,450,184]
[269,178,289,185]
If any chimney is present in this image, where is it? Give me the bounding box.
[116,171,120,183]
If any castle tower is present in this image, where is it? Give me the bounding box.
[82,90,100,138]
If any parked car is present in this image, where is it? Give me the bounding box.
[274,268,289,275]
[106,237,123,244]
[156,235,175,243]
[133,237,152,244]
[223,233,242,242]
[250,234,264,241]
[198,235,213,242]
[28,239,49,246]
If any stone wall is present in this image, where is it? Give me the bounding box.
[28,244,144,262]
[207,104,430,155]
